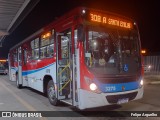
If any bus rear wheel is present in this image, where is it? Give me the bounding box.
[16,73,22,89]
[47,80,59,106]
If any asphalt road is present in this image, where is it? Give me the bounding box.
[0,75,159,120]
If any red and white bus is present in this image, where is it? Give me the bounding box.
[8,7,143,109]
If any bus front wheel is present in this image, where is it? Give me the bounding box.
[47,80,59,106]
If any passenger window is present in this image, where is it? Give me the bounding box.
[58,29,71,65]
[31,38,39,59]
[40,29,54,58]
[24,49,27,65]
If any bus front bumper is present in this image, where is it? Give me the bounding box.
[78,87,143,110]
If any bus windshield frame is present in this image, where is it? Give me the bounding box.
[84,24,141,76]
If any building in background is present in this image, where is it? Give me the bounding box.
[143,52,160,75]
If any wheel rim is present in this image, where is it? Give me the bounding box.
[48,85,56,101]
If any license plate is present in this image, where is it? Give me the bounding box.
[117,98,129,104]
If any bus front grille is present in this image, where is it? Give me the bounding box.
[106,92,138,104]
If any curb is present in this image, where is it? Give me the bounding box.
[146,81,160,85]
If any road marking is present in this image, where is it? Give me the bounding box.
[0,103,4,105]
[0,78,47,120]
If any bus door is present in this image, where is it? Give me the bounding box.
[56,30,73,105]
[17,47,23,87]
[72,28,79,107]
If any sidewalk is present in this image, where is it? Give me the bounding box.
[144,75,160,85]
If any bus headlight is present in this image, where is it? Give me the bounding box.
[89,83,97,91]
[84,76,101,93]
[140,79,143,87]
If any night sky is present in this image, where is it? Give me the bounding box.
[1,0,160,58]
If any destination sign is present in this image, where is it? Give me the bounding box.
[89,12,132,29]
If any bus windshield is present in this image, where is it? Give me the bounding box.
[85,26,141,76]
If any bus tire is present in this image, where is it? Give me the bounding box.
[16,73,22,89]
[47,80,59,106]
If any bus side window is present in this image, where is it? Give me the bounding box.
[31,40,34,59]
[49,44,54,56]
[58,29,71,65]
[49,31,54,57]
[40,31,54,58]
[61,36,69,59]
[24,49,27,65]
[13,52,17,62]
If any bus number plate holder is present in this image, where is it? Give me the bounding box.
[117,98,129,104]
